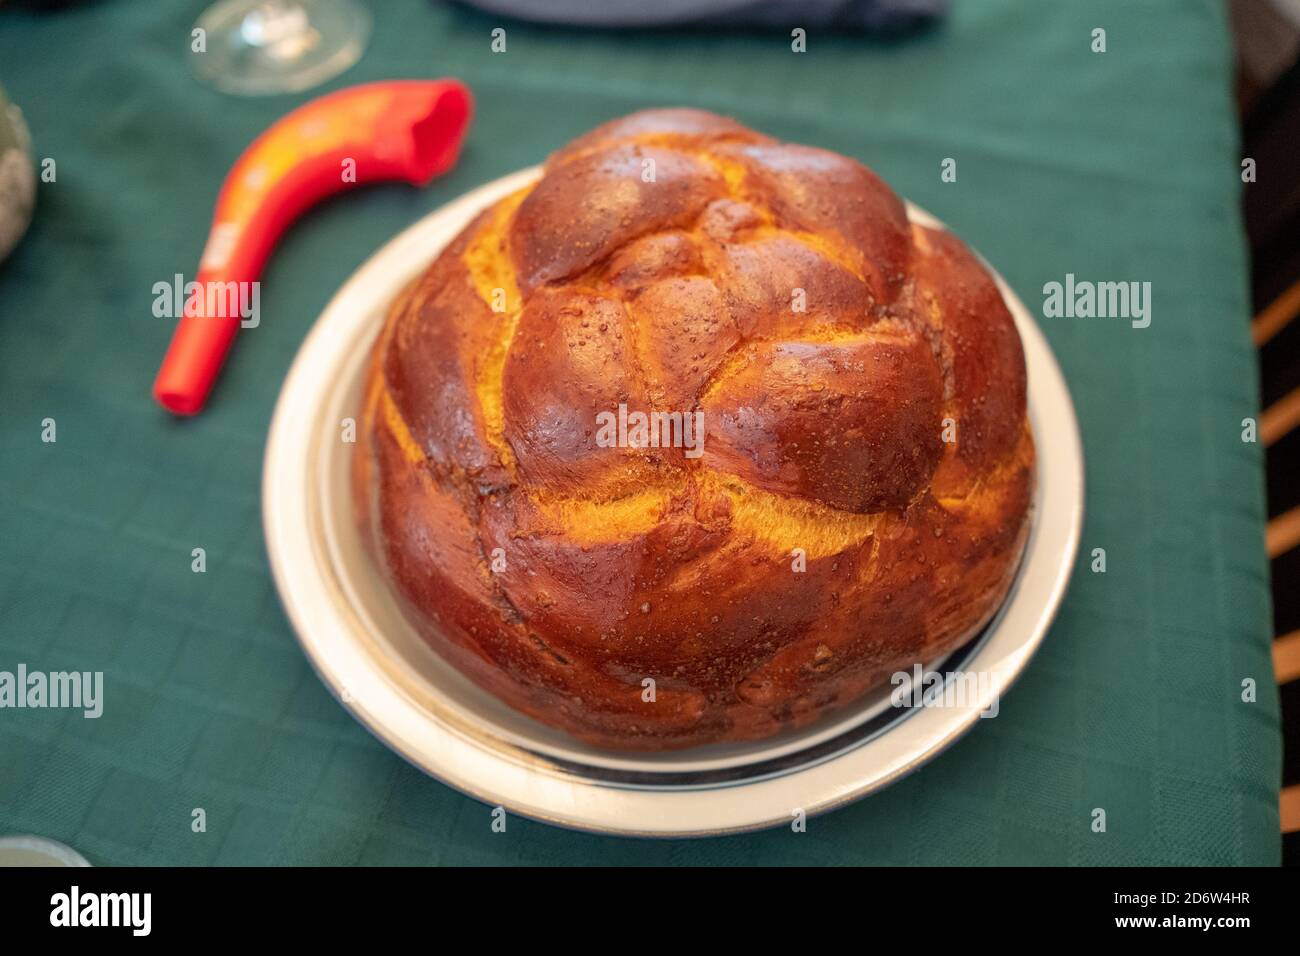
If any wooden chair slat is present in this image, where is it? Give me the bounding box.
[1267,505,1300,558]
[1253,277,1300,347]
[1284,785,1300,834]
[1261,386,1300,446]
[1275,630,1300,684]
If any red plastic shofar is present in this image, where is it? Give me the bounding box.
[152,79,473,416]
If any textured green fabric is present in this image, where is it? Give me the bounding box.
[0,0,1280,865]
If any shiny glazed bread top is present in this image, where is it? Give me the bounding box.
[355,109,1035,750]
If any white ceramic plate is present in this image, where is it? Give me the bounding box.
[263,166,1084,836]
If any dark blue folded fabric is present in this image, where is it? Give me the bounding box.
[451,0,948,32]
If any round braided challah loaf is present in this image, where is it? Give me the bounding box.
[355,109,1035,750]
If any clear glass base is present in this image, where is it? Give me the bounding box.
[190,0,372,97]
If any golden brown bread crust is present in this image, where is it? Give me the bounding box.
[355,109,1035,750]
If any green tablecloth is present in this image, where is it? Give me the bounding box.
[0,0,1281,865]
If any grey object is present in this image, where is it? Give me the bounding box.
[452,0,948,32]
[0,85,36,263]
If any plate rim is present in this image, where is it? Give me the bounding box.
[263,165,1084,837]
